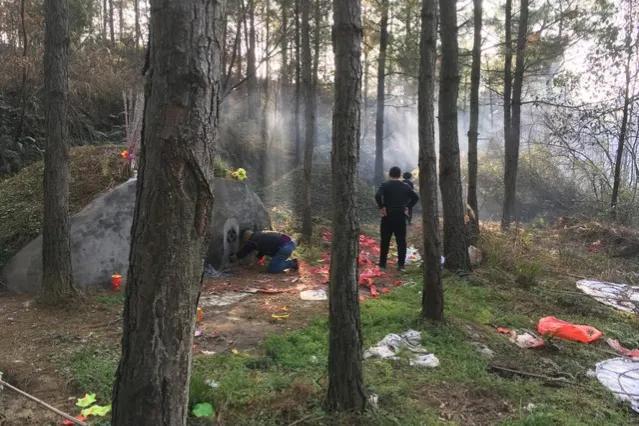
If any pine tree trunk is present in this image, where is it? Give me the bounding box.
[374,0,389,184]
[41,0,76,304]
[118,0,124,41]
[111,0,224,423]
[418,0,443,320]
[301,0,315,241]
[467,0,482,240]
[247,0,258,119]
[438,0,470,272]
[502,0,527,228]
[261,0,271,186]
[294,0,302,166]
[281,0,288,85]
[326,0,366,412]
[500,0,513,229]
[103,0,108,39]
[109,0,115,44]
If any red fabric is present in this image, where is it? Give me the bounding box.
[537,316,603,343]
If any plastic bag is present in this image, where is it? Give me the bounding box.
[537,316,603,343]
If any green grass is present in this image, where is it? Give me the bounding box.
[61,225,639,425]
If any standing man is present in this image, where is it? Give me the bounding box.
[375,166,419,271]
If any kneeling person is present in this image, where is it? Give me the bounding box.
[236,230,299,273]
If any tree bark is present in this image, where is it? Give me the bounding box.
[326,0,366,412]
[301,0,315,241]
[438,0,470,272]
[247,0,258,119]
[111,0,224,423]
[502,0,528,228]
[374,0,389,184]
[41,0,76,304]
[419,0,443,320]
[467,0,482,240]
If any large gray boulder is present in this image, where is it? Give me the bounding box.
[1,178,270,293]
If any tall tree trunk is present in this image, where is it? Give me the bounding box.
[326,0,366,412]
[109,0,115,44]
[261,0,271,186]
[502,0,528,228]
[362,46,369,142]
[419,0,443,320]
[15,0,28,141]
[134,0,141,47]
[500,0,513,229]
[467,0,482,240]
[103,0,108,39]
[438,0,470,272]
[294,0,302,165]
[42,0,76,303]
[118,0,124,41]
[301,0,315,241]
[281,0,289,85]
[374,0,389,184]
[111,0,224,423]
[247,0,258,119]
[610,9,635,218]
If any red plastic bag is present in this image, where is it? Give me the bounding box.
[537,316,603,343]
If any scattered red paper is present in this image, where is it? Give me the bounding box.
[537,316,603,343]
[257,257,266,266]
[62,415,87,426]
[606,338,639,359]
[369,285,379,298]
[587,240,604,253]
[496,327,511,334]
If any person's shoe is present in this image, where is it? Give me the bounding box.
[289,259,299,271]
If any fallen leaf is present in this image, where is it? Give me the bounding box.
[81,404,111,417]
[75,393,96,408]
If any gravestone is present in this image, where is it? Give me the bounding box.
[1,178,270,293]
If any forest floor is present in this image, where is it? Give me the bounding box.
[1,219,639,425]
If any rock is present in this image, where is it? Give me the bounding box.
[2,178,270,293]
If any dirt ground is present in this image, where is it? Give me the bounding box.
[0,251,406,425]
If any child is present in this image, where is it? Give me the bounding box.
[402,172,416,225]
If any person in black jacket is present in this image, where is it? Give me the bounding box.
[236,230,299,273]
[375,166,419,270]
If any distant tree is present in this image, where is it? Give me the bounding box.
[610,0,636,218]
[294,0,302,165]
[438,0,470,271]
[374,0,389,184]
[111,0,224,423]
[301,0,315,241]
[467,0,482,240]
[41,0,76,303]
[502,0,529,228]
[134,0,140,47]
[418,0,443,320]
[108,0,114,44]
[326,0,366,412]
[247,0,258,119]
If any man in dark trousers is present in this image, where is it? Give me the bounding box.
[236,230,299,273]
[375,166,419,271]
